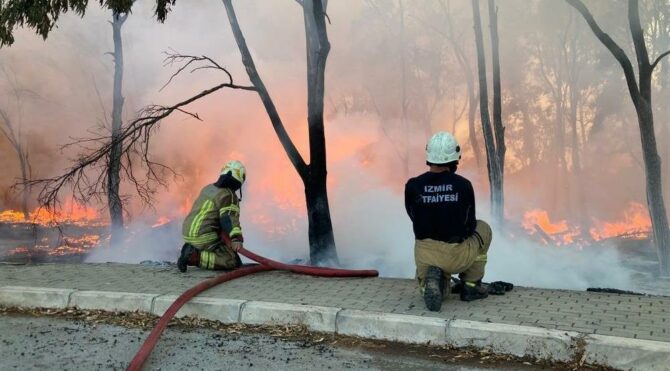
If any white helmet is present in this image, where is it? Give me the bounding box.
[220,160,246,185]
[426,131,461,165]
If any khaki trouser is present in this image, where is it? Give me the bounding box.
[415,220,493,288]
[194,241,241,270]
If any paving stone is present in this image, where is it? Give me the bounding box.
[1,263,670,344]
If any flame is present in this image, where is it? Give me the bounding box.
[1,202,106,261]
[589,202,651,240]
[6,234,102,258]
[522,202,652,246]
[0,203,105,227]
[151,216,172,228]
[522,209,582,245]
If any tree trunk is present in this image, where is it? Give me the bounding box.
[488,0,505,224]
[629,0,670,276]
[567,0,670,275]
[303,0,338,264]
[466,77,482,169]
[638,98,670,275]
[304,175,337,264]
[472,0,503,224]
[18,148,29,220]
[442,1,483,169]
[107,12,127,248]
[223,0,338,264]
[0,109,31,220]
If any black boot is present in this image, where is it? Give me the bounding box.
[423,266,446,311]
[450,277,464,294]
[177,244,198,273]
[460,281,489,302]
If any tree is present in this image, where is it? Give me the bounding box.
[471,0,505,224]
[0,68,35,220]
[223,0,338,264]
[108,11,128,247]
[439,0,483,169]
[0,1,175,46]
[1,0,340,264]
[567,0,670,275]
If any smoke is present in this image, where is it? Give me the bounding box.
[0,1,666,292]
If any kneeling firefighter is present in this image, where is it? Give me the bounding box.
[405,132,493,311]
[178,160,246,272]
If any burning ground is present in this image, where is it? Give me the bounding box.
[0,196,664,295]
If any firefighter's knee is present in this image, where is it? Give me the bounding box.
[475,220,492,250]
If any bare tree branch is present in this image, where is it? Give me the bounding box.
[566,0,641,108]
[160,50,235,91]
[651,49,670,71]
[27,52,256,211]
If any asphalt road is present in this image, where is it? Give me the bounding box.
[0,314,550,371]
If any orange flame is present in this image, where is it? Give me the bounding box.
[522,209,582,245]
[151,216,172,228]
[0,203,105,227]
[589,202,651,240]
[522,202,652,246]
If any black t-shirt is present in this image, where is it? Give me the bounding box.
[404,171,476,242]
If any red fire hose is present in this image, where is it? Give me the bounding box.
[126,247,378,371]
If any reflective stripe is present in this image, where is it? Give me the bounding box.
[230,226,242,237]
[208,252,215,269]
[474,253,488,263]
[189,200,214,237]
[200,250,216,270]
[219,204,240,215]
[199,250,209,269]
[183,232,219,246]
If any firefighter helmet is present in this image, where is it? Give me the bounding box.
[426,131,461,165]
[220,160,246,185]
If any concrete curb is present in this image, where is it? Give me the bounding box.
[446,319,578,361]
[69,291,158,313]
[241,301,340,333]
[336,309,447,345]
[0,286,73,309]
[584,334,670,371]
[152,295,245,324]
[2,285,670,369]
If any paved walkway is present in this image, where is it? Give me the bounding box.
[1,262,668,343]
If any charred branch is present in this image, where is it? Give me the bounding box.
[27,52,255,212]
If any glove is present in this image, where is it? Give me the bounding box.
[231,240,243,252]
[488,281,514,295]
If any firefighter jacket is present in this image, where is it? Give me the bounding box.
[182,184,243,247]
[405,170,476,243]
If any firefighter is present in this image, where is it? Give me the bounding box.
[177,160,246,272]
[405,132,492,311]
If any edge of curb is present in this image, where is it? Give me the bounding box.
[1,285,668,370]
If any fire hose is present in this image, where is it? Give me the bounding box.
[126,247,379,371]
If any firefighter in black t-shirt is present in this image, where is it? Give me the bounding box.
[405,131,493,311]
